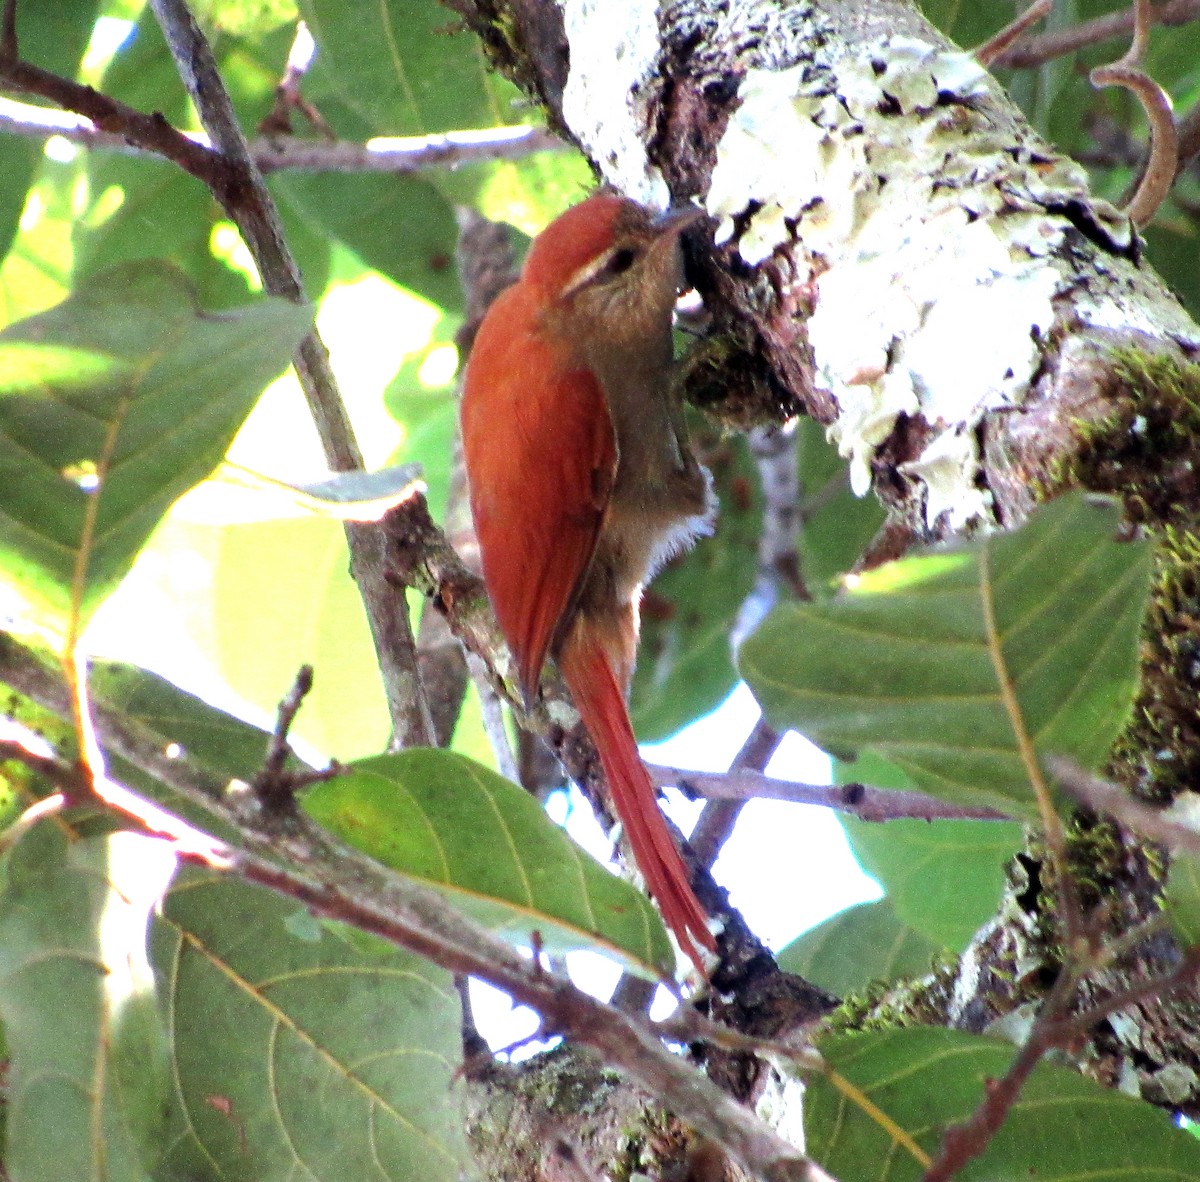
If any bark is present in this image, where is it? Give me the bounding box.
[444,0,1200,1175]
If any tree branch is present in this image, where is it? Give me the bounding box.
[0,101,564,173]
[973,0,1053,69]
[652,763,1010,822]
[0,629,831,1182]
[0,43,234,197]
[146,0,435,748]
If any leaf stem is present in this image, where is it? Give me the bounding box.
[978,542,1082,944]
[823,1065,932,1168]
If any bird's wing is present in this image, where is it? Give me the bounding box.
[461,284,617,700]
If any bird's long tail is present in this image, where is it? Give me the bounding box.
[560,624,714,975]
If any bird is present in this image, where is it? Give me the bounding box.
[460,192,717,974]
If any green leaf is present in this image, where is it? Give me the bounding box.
[76,157,255,311]
[0,139,45,271]
[796,416,885,587]
[632,430,761,742]
[0,265,314,638]
[832,751,1022,951]
[303,749,676,978]
[0,825,174,1182]
[274,172,463,311]
[807,1026,1200,1181]
[841,813,1021,951]
[740,494,1153,821]
[777,897,941,997]
[194,0,299,37]
[152,871,469,1182]
[1166,851,1200,947]
[297,0,521,136]
[0,0,102,262]
[1146,222,1200,322]
[90,659,274,780]
[209,516,392,758]
[0,261,312,632]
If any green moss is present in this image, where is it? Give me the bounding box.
[823,959,959,1034]
[1064,812,1126,912]
[1112,522,1200,801]
[1068,349,1200,527]
[1058,349,1200,804]
[675,332,786,431]
[611,1107,680,1182]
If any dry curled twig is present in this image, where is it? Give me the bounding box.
[1089,0,1180,226]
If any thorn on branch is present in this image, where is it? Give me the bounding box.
[1089,0,1180,227]
[974,0,1054,69]
[251,665,340,810]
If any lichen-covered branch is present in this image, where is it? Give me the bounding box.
[465,0,1199,544]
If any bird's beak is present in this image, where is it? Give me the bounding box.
[650,203,707,239]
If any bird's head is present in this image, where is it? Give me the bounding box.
[523,193,704,352]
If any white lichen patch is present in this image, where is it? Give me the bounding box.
[898,426,991,532]
[707,31,1125,528]
[756,1068,807,1156]
[561,0,669,207]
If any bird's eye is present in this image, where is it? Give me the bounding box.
[605,247,638,276]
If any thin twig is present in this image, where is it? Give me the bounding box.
[689,718,783,867]
[1049,755,1200,855]
[147,0,436,749]
[257,22,332,140]
[925,940,1200,1181]
[1089,0,1180,226]
[0,102,563,173]
[262,664,313,780]
[994,0,1200,70]
[0,54,234,199]
[974,0,1054,69]
[251,665,340,807]
[923,966,1080,1182]
[653,763,1012,822]
[1053,945,1200,1046]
